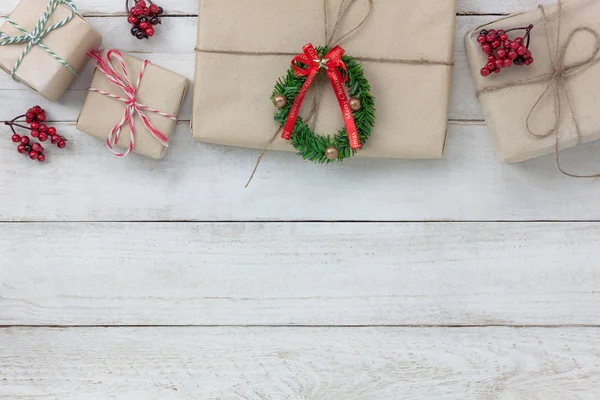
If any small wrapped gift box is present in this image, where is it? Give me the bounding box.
[0,0,102,101]
[76,50,188,159]
[192,0,456,159]
[466,0,600,163]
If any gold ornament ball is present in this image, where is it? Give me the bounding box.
[325,146,340,160]
[349,97,362,111]
[273,94,287,109]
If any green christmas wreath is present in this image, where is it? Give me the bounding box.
[271,45,375,163]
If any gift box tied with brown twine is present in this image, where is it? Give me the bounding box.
[477,0,600,178]
[194,0,454,186]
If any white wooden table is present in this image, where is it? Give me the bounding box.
[2,0,600,398]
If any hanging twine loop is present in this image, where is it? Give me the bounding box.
[243,0,453,186]
[244,0,374,186]
[0,0,78,78]
[193,0,453,186]
[477,0,600,178]
[87,49,177,157]
[192,0,452,185]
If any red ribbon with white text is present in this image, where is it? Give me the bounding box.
[87,49,177,157]
[281,44,360,149]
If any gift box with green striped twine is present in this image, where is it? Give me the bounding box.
[0,0,78,79]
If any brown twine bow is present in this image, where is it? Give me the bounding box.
[476,0,600,178]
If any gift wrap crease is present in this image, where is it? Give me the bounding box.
[192,0,456,159]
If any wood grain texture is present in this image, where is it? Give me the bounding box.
[1,327,600,399]
[2,222,600,326]
[4,121,600,222]
[1,0,599,398]
[7,14,594,223]
[0,0,558,16]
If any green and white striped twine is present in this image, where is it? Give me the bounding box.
[0,0,78,79]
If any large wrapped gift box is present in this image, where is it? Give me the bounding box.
[77,51,189,159]
[0,0,102,101]
[192,0,456,159]
[466,0,600,163]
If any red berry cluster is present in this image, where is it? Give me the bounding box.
[127,0,163,40]
[477,24,535,77]
[5,106,67,163]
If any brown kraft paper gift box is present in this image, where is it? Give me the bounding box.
[77,51,189,159]
[466,0,600,163]
[0,0,102,102]
[192,0,456,159]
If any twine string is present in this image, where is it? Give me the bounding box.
[477,0,600,178]
[245,0,373,187]
[308,0,374,129]
[0,0,78,78]
[87,49,177,157]
[327,0,374,47]
[201,0,451,186]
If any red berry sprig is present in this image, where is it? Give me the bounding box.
[5,106,67,163]
[478,24,535,77]
[127,0,163,40]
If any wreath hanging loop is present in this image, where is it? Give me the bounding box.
[272,43,375,163]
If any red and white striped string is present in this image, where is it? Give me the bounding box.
[87,49,177,157]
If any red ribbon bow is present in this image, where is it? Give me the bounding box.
[281,44,361,149]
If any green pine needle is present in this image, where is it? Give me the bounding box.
[272,46,375,164]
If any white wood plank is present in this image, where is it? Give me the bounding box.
[0,16,485,121]
[2,221,600,326]
[0,16,598,222]
[0,0,558,16]
[457,0,556,14]
[3,122,600,222]
[1,327,599,399]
